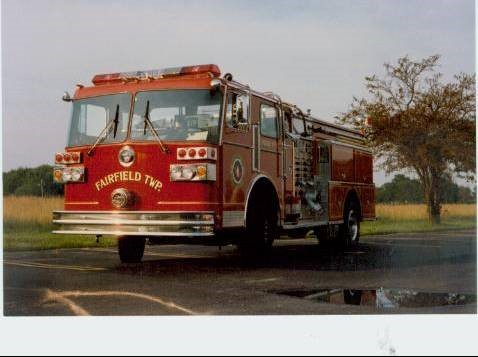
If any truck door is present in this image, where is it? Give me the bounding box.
[254,98,283,205]
[221,90,252,228]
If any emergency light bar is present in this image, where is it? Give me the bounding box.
[92,64,221,85]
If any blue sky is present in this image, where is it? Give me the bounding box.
[2,0,475,185]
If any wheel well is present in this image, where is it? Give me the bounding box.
[246,177,280,222]
[344,189,362,220]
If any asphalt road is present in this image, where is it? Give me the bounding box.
[3,230,477,316]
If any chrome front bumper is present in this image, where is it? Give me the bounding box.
[52,211,215,237]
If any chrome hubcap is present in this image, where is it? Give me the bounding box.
[348,210,358,241]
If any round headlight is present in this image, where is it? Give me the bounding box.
[118,146,135,167]
[62,168,72,182]
[71,168,83,181]
[171,167,183,180]
[182,167,196,180]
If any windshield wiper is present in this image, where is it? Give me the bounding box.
[142,100,169,153]
[87,104,119,156]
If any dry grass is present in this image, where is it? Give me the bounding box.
[3,195,63,225]
[376,203,476,221]
[2,197,476,250]
[3,197,476,225]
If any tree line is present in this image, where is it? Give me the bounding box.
[377,174,475,204]
[3,165,64,197]
[3,165,476,204]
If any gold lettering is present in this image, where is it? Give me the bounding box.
[94,172,161,191]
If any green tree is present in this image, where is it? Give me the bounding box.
[3,165,63,197]
[338,55,475,224]
[377,174,422,203]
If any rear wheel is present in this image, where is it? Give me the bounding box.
[118,236,145,263]
[339,201,360,248]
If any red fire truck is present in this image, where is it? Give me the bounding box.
[53,64,375,263]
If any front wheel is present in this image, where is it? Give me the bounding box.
[339,203,360,248]
[118,236,145,263]
[241,201,279,258]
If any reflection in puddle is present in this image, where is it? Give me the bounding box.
[271,288,477,309]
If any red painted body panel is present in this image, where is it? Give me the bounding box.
[329,144,375,221]
[354,150,373,184]
[64,143,221,214]
[331,145,355,182]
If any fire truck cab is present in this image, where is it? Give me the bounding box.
[53,64,375,263]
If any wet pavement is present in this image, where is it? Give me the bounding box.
[3,230,477,315]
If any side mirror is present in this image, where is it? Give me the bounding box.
[62,91,72,102]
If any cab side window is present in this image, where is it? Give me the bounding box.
[225,92,249,128]
[260,104,278,138]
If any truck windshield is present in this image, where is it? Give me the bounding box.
[67,94,131,147]
[130,89,222,144]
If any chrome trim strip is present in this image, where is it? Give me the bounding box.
[53,210,215,214]
[53,219,214,226]
[52,230,215,237]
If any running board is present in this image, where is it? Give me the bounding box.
[282,220,329,230]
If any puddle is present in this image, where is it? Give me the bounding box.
[269,288,477,309]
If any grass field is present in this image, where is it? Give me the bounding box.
[362,203,476,236]
[2,196,476,251]
[3,196,116,251]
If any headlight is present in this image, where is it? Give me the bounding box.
[170,166,183,180]
[62,168,72,182]
[182,167,196,180]
[71,167,84,181]
[53,166,85,183]
[170,164,216,181]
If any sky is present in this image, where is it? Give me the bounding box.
[1,0,475,186]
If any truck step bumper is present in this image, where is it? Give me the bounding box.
[52,211,215,237]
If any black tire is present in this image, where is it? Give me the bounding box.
[338,201,360,249]
[118,236,145,263]
[241,198,279,258]
[314,225,332,246]
[314,224,341,248]
[344,289,363,305]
